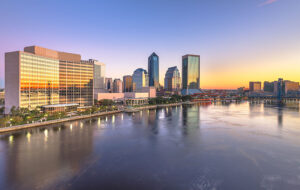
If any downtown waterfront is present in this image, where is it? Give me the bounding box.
[0,102,300,190]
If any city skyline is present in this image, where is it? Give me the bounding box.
[1,0,300,89]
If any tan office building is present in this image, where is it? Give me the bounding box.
[249,82,261,92]
[123,75,133,92]
[284,81,299,94]
[5,46,93,113]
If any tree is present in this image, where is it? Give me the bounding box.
[181,95,192,102]
[99,99,115,106]
[0,117,10,128]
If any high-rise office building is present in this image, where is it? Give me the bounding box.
[105,78,113,93]
[182,54,200,89]
[91,60,106,94]
[59,55,93,106]
[249,82,261,92]
[5,46,93,113]
[113,79,123,93]
[132,68,149,91]
[277,78,284,99]
[181,54,201,95]
[148,52,159,89]
[123,75,133,92]
[164,66,181,92]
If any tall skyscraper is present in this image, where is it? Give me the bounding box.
[164,66,181,92]
[113,79,123,93]
[92,60,106,94]
[132,68,148,91]
[249,82,261,92]
[277,78,284,100]
[123,75,133,92]
[105,78,113,93]
[148,52,159,89]
[5,46,94,113]
[181,54,201,95]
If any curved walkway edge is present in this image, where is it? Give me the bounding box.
[0,102,199,133]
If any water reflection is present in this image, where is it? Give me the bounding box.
[0,103,300,190]
[1,121,95,190]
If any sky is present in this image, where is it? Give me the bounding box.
[0,0,300,89]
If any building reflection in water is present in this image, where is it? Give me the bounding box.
[182,104,200,136]
[1,120,94,190]
[261,101,300,127]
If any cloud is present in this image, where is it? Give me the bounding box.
[259,0,278,7]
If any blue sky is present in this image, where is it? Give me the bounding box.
[0,0,300,89]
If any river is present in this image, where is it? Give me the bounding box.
[0,102,300,190]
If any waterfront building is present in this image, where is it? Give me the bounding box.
[277,78,284,99]
[5,46,93,114]
[284,80,299,95]
[139,87,156,98]
[123,75,133,92]
[249,82,261,92]
[91,60,106,94]
[95,92,151,105]
[105,78,113,93]
[264,81,275,92]
[59,57,93,106]
[113,79,123,93]
[181,54,202,95]
[148,52,159,89]
[132,68,149,91]
[164,66,181,92]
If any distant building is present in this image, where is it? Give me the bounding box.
[5,46,93,114]
[92,60,106,94]
[113,79,123,93]
[123,75,133,92]
[164,66,181,92]
[237,87,245,94]
[105,78,113,93]
[148,52,159,89]
[132,68,148,91]
[277,78,284,99]
[284,80,299,95]
[263,81,274,92]
[181,54,202,95]
[249,82,261,92]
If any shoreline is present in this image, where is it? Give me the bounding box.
[0,101,203,133]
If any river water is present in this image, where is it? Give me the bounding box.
[0,102,300,190]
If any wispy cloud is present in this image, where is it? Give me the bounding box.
[259,0,278,7]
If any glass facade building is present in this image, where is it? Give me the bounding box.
[5,46,94,113]
[60,60,93,106]
[123,75,133,92]
[20,52,60,109]
[182,55,200,89]
[148,52,159,89]
[164,66,181,92]
[132,68,149,91]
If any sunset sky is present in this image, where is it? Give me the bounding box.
[0,0,300,89]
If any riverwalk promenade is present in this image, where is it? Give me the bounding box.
[0,102,199,133]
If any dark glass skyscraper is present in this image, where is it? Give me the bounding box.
[148,52,159,89]
[182,54,200,89]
